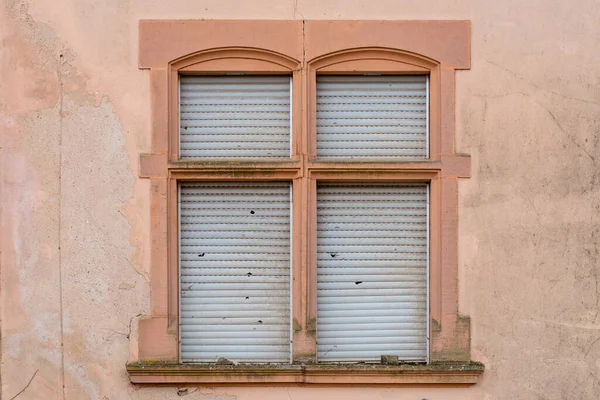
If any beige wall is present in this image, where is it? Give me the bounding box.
[1,0,599,398]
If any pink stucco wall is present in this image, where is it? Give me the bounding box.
[1,0,599,398]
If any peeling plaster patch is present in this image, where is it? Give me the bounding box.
[1,1,65,395]
[119,282,136,290]
[32,312,62,361]
[2,0,60,113]
[2,2,149,398]
[132,386,237,400]
[54,51,150,284]
[2,114,17,128]
[55,51,149,398]
[5,334,22,359]
[177,387,198,396]
[26,0,153,284]
[64,363,100,400]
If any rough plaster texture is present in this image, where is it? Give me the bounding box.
[1,0,599,399]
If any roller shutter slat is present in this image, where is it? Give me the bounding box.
[182,297,288,306]
[183,338,290,345]
[317,148,425,158]
[317,300,425,310]
[318,215,426,224]
[317,261,426,268]
[317,289,426,297]
[181,231,289,239]
[182,290,289,298]
[182,303,290,311]
[317,274,425,283]
[179,76,291,158]
[180,254,289,261]
[318,330,424,338]
[317,140,426,150]
[180,182,291,363]
[181,238,290,246]
[316,351,426,361]
[317,252,426,260]
[181,276,289,284]
[316,76,428,159]
[319,309,426,318]
[181,245,289,254]
[317,126,425,135]
[318,223,426,231]
[318,322,426,331]
[182,351,289,359]
[315,237,426,245]
[180,317,288,325]
[181,324,288,332]
[317,183,428,362]
[318,98,425,106]
[181,267,289,276]
[180,261,289,268]
[180,311,288,319]
[318,295,425,304]
[318,336,425,345]
[317,282,426,290]
[181,331,288,338]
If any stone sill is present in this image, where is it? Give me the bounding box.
[127,362,484,384]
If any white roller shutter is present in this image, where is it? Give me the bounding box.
[316,183,428,362]
[180,182,292,363]
[179,75,291,159]
[316,75,428,159]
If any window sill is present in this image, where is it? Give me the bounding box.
[127,362,484,385]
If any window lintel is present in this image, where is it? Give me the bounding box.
[172,47,300,73]
[310,47,438,73]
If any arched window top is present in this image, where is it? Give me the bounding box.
[170,47,300,73]
[309,47,439,73]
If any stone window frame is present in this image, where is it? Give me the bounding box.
[129,19,483,384]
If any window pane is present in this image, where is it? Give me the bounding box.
[179,182,292,363]
[316,183,428,362]
[316,75,428,159]
[179,76,291,158]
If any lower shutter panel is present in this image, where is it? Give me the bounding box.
[180,182,291,363]
[316,183,428,362]
[316,75,428,159]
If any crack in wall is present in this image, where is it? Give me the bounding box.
[58,49,66,400]
[486,60,600,108]
[543,106,596,164]
[8,369,38,400]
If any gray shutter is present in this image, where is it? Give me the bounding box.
[316,75,428,159]
[180,76,291,159]
[316,183,428,362]
[180,182,291,363]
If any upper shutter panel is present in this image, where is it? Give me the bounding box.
[180,76,291,159]
[180,182,291,363]
[316,183,428,362]
[316,75,428,159]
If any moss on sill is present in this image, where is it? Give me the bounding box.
[127,361,484,384]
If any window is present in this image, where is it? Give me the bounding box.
[131,19,482,384]
[316,182,429,362]
[179,181,293,363]
[178,74,429,364]
[179,75,292,159]
[316,75,429,159]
